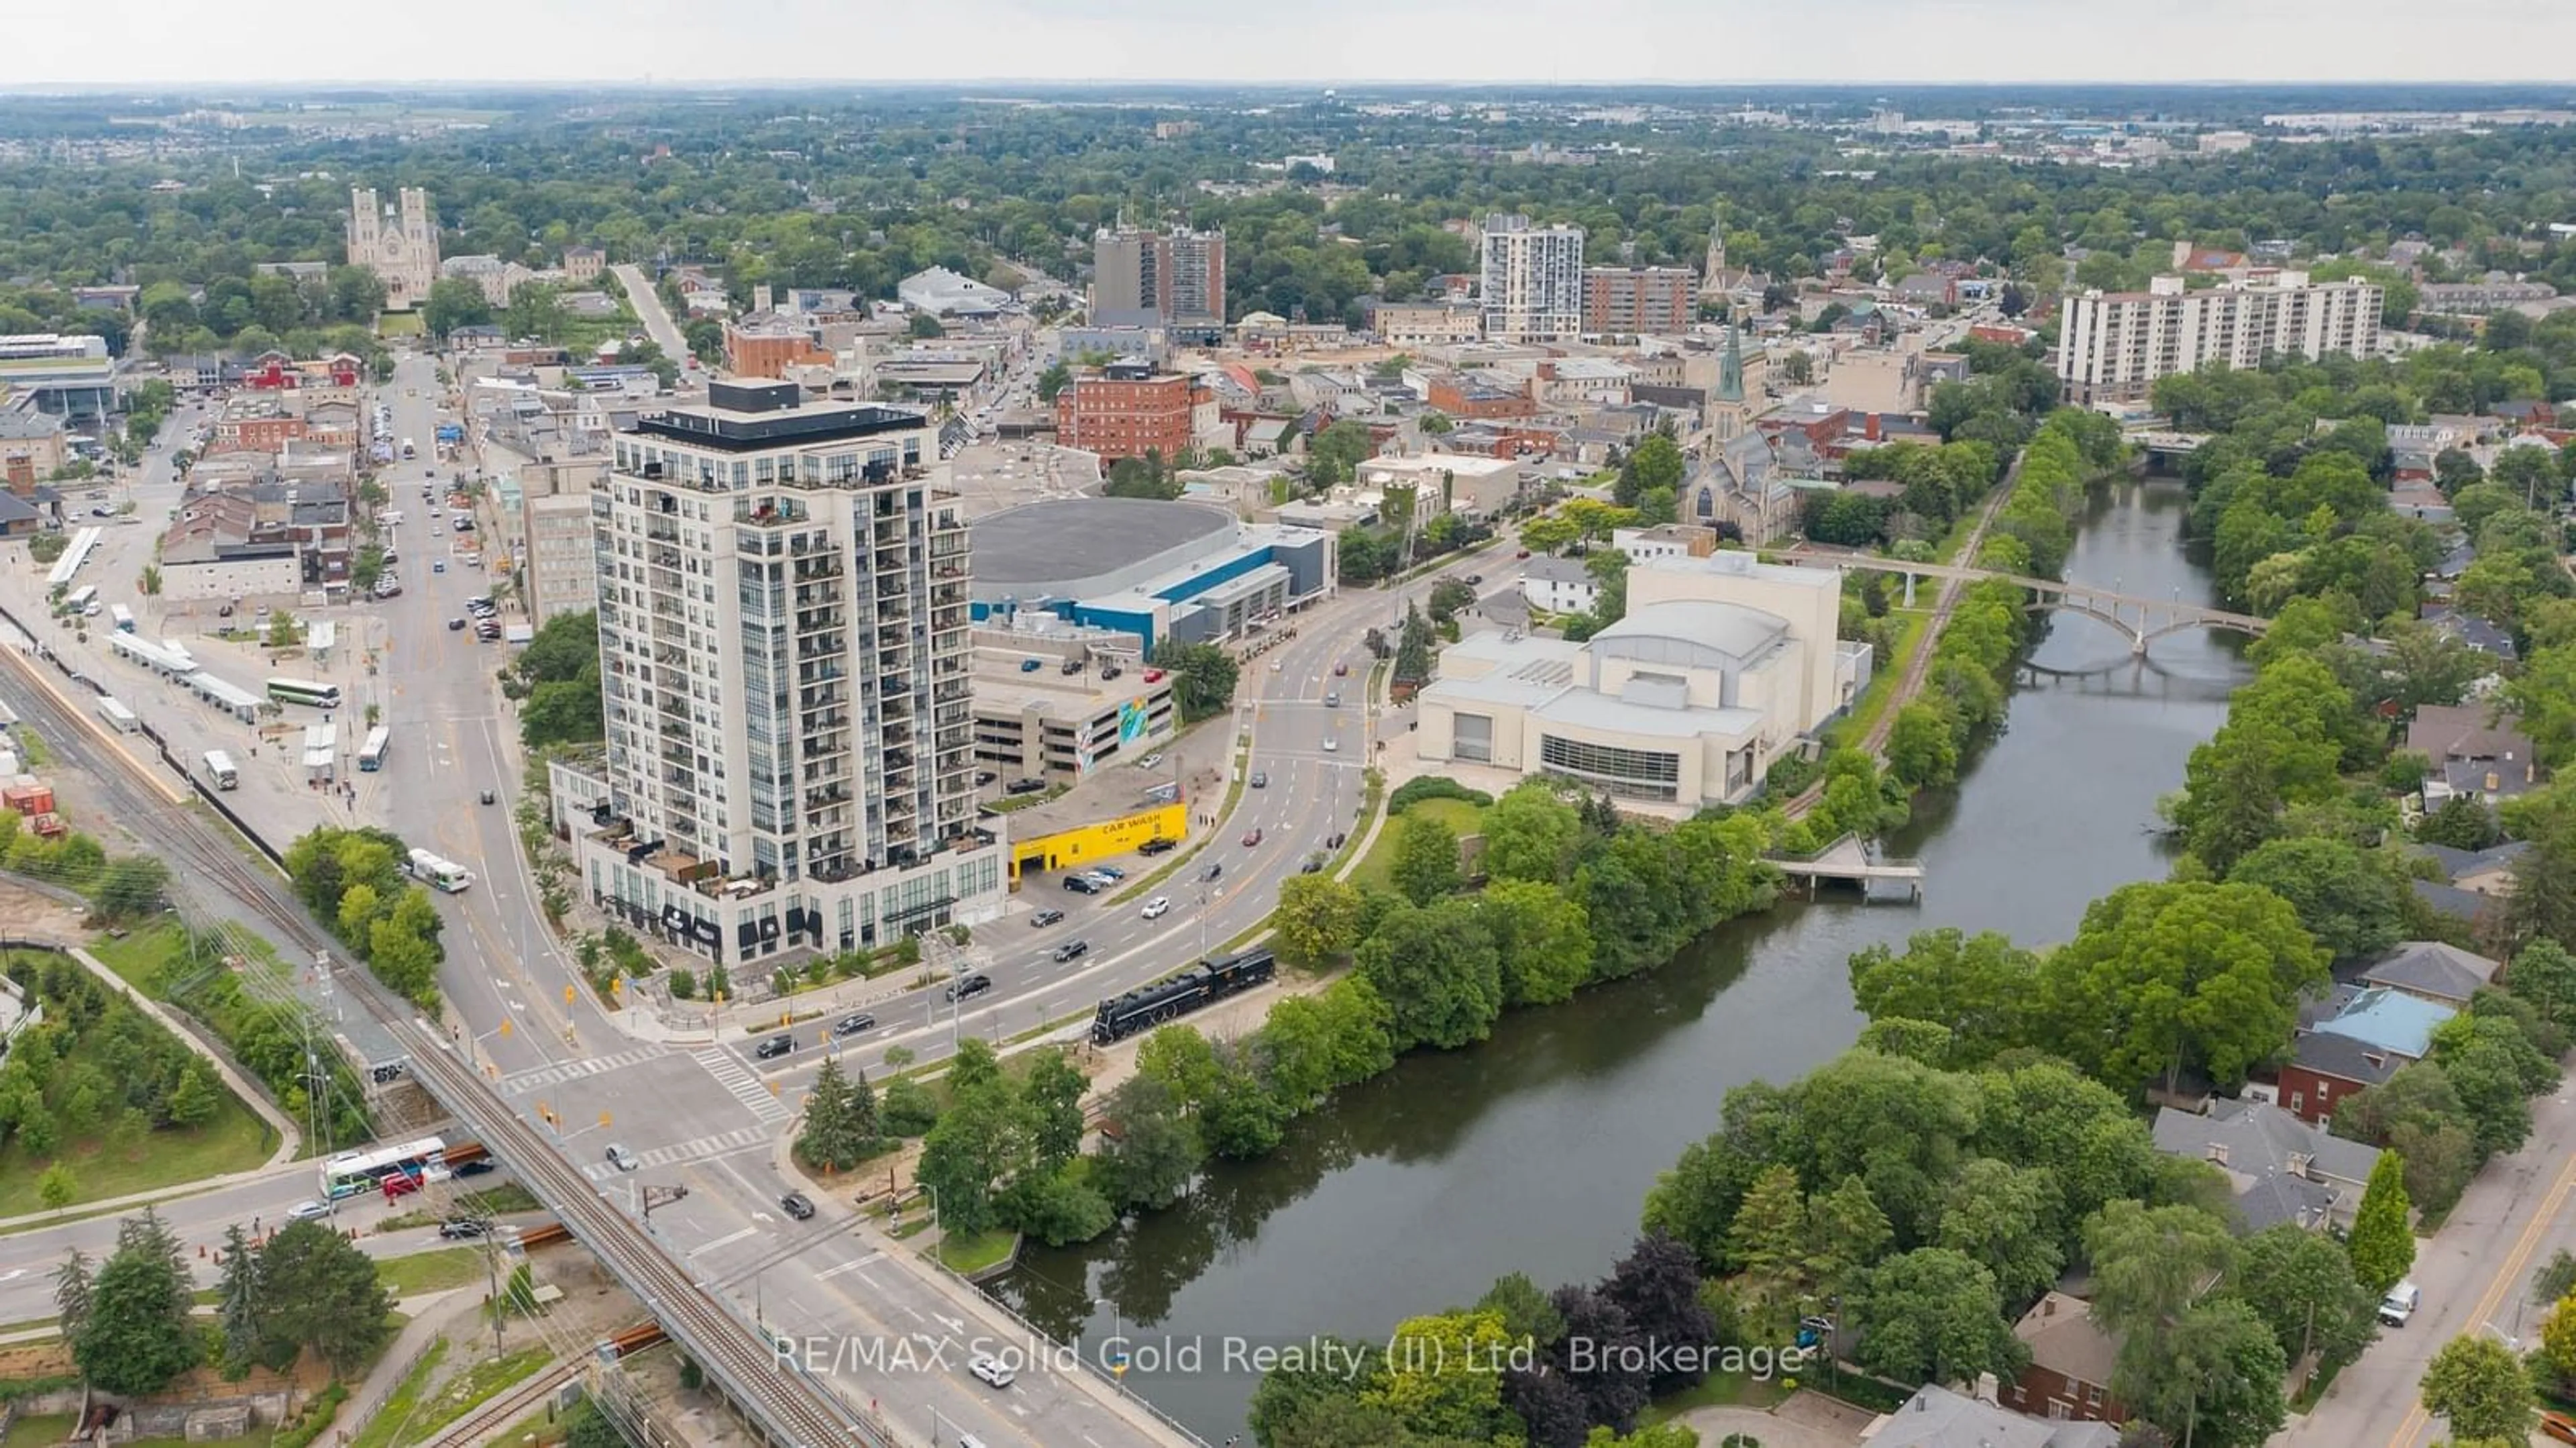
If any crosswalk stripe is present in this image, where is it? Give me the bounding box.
[692,1048,796,1125]
[579,1124,773,1182]
[500,1044,669,1096]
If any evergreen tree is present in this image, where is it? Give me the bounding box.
[848,1067,881,1144]
[2348,1151,2416,1297]
[214,1224,266,1380]
[77,1217,201,1394]
[798,1056,859,1171]
[1725,1165,1810,1306]
[51,1248,92,1343]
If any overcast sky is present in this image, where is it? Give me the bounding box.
[17,0,2576,87]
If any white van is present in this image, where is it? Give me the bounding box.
[2378,1280,2421,1327]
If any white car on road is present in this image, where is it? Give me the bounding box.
[1141,896,1172,920]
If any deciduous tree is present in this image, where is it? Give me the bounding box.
[2419,1334,2532,1443]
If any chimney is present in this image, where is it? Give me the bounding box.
[2487,770,2502,793]
[1974,1370,2000,1404]
[753,282,774,313]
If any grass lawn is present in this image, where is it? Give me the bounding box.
[348,1340,449,1448]
[372,1343,554,1448]
[1639,1369,1792,1424]
[936,1227,1018,1274]
[375,313,425,338]
[0,949,278,1217]
[376,1183,543,1233]
[376,1247,488,1299]
[1350,796,1485,894]
[1825,609,1931,749]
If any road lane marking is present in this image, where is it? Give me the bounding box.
[2377,1144,2576,1448]
[695,1225,757,1253]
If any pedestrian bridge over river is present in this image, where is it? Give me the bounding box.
[1782,554,2269,657]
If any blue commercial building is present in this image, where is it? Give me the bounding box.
[968,497,1336,656]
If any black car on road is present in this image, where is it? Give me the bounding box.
[755,1034,794,1059]
[1032,909,1065,927]
[830,1013,876,1037]
[1052,939,1090,964]
[947,973,994,1002]
[780,1192,816,1221]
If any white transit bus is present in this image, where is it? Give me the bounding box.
[405,847,472,894]
[358,725,390,772]
[320,1136,446,1199]
[202,749,238,790]
[63,585,98,616]
[107,603,133,633]
[266,677,343,710]
[95,697,140,733]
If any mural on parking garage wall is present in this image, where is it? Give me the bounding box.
[1118,698,1148,743]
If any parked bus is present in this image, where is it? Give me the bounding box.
[405,847,472,894]
[202,749,237,790]
[358,725,390,772]
[320,1136,446,1200]
[107,603,133,633]
[266,677,343,711]
[96,697,139,733]
[63,585,97,616]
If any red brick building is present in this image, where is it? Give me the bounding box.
[722,321,830,380]
[1426,373,1536,420]
[1580,266,1696,334]
[1055,364,1207,464]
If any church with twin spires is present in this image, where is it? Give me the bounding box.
[346,187,438,311]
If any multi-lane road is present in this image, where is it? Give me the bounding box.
[2,342,1531,1445]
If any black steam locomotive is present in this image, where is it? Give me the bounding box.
[1089,947,1277,1045]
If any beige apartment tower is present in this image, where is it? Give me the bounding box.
[576,380,1005,968]
[2057,271,2382,405]
[1481,214,1586,342]
[346,187,439,312]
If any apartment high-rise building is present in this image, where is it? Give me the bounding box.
[2057,271,2383,405]
[1481,215,1585,342]
[1581,265,1697,335]
[346,187,438,311]
[577,380,1004,966]
[1091,225,1228,341]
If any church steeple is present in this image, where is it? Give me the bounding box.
[1717,317,1744,404]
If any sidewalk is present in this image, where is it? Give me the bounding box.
[321,1288,476,1445]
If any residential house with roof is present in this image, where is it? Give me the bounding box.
[2151,1097,2383,1233]
[1874,1384,2123,1448]
[2409,704,2540,809]
[2275,985,2457,1125]
[1519,556,1600,615]
[2420,604,2520,662]
[2410,839,2525,936]
[2008,1292,2125,1424]
[2359,940,2502,1009]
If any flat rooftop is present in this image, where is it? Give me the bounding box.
[971,497,1236,588]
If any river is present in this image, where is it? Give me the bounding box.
[991,476,2249,1443]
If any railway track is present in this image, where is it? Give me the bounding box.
[0,645,903,1448]
[421,1357,582,1448]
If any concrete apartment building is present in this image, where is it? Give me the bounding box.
[1480,215,1586,342]
[572,381,1005,968]
[1581,266,1697,335]
[1367,300,1484,349]
[346,187,438,311]
[0,333,115,419]
[1091,225,1227,341]
[519,482,602,627]
[2056,271,2382,405]
[1053,361,1210,464]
